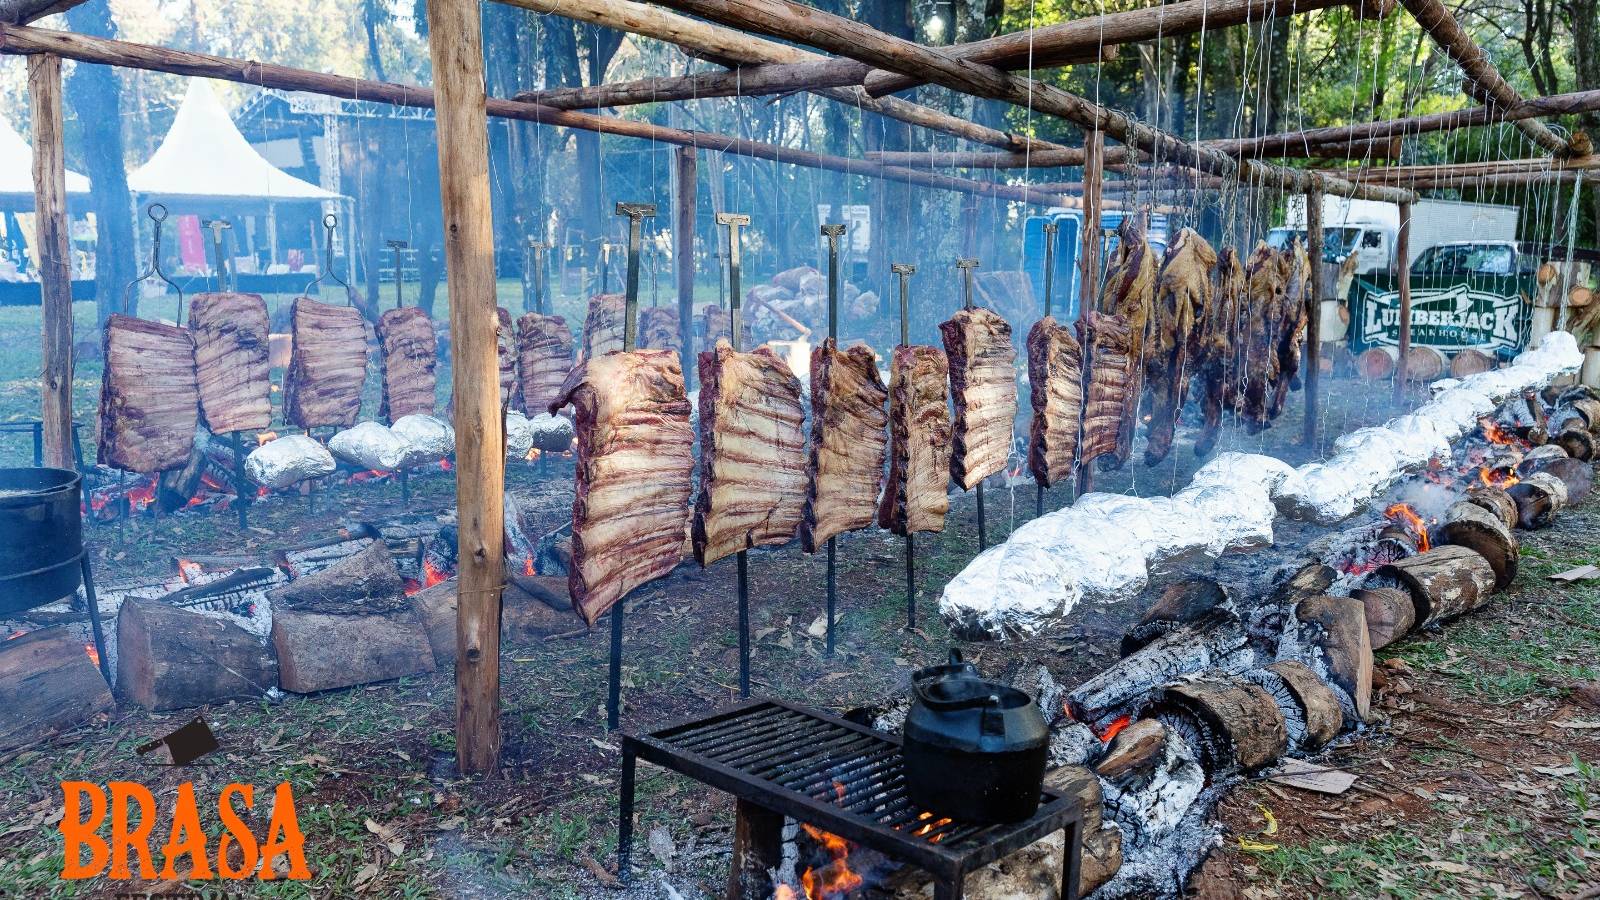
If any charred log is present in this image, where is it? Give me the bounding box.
[1375,545,1498,629]
[1149,673,1288,772]
[1553,426,1597,462]
[1438,500,1519,589]
[115,596,277,710]
[1351,586,1416,650]
[0,627,114,751]
[1295,595,1374,723]
[1120,578,1233,657]
[1464,484,1519,531]
[1067,609,1247,727]
[1507,470,1569,528]
[1094,718,1168,782]
[1262,660,1343,750]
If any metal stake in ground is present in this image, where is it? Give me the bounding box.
[1037,221,1058,518]
[386,240,412,506]
[891,261,917,630]
[204,219,250,528]
[955,256,987,551]
[529,239,549,315]
[717,211,754,698]
[600,241,616,296]
[820,222,848,657]
[204,220,232,293]
[608,201,657,732]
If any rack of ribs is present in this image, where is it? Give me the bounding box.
[877,345,952,536]
[1100,216,1159,470]
[583,293,626,359]
[188,291,271,435]
[1143,229,1217,466]
[516,312,574,415]
[1194,248,1246,458]
[1026,316,1083,488]
[376,306,438,422]
[283,297,368,430]
[939,307,1017,490]
[1076,312,1135,468]
[801,339,889,552]
[97,314,199,473]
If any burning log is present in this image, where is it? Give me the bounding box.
[1507,470,1570,528]
[1067,609,1248,728]
[1148,673,1288,772]
[1259,660,1343,751]
[1295,595,1373,723]
[1531,457,1593,501]
[1120,578,1233,657]
[1094,719,1168,781]
[1450,348,1497,378]
[1375,545,1498,630]
[1552,425,1597,462]
[1352,586,1416,650]
[1437,500,1518,589]
[0,627,114,751]
[1464,484,1519,531]
[115,597,277,710]
[1567,396,1600,431]
[270,540,403,610]
[1044,765,1123,897]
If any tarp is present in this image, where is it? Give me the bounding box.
[0,114,90,197]
[129,80,342,202]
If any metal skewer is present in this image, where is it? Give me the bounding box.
[1037,222,1058,519]
[891,262,917,631]
[387,239,412,507]
[529,239,549,315]
[205,219,233,293]
[955,257,986,551]
[820,223,847,656]
[717,211,753,698]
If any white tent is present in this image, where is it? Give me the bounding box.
[0,114,90,199]
[129,80,342,202]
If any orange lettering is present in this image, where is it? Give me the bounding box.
[216,783,258,879]
[256,783,310,880]
[58,782,108,879]
[158,783,213,881]
[107,782,158,880]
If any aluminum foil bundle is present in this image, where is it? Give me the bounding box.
[391,414,455,469]
[245,434,336,489]
[328,421,410,471]
[526,413,574,452]
[1171,480,1275,555]
[504,411,535,460]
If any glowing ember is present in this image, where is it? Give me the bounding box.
[1479,466,1520,489]
[7,630,26,640]
[910,810,953,841]
[256,431,278,446]
[799,823,863,899]
[402,578,423,596]
[348,469,391,484]
[125,480,157,512]
[423,559,449,588]
[200,472,227,491]
[257,486,270,498]
[1384,502,1432,551]
[1477,417,1527,448]
[1098,715,1132,743]
[439,459,453,472]
[84,643,99,667]
[525,448,541,462]
[775,887,801,900]
[177,559,202,583]
[523,556,535,577]
[832,781,846,803]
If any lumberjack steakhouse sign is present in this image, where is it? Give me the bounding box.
[1351,277,1530,355]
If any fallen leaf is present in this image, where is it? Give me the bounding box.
[1532,765,1579,777]
[1424,860,1473,874]
[1257,805,1279,836]
[581,855,620,887]
[1237,837,1279,853]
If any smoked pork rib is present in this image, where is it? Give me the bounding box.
[877,345,952,536]
[1100,216,1159,470]
[693,341,808,566]
[1240,243,1290,433]
[1026,316,1083,488]
[1194,248,1246,457]
[1076,312,1135,467]
[375,306,438,422]
[584,293,626,358]
[284,297,368,430]
[1268,240,1311,421]
[188,291,270,434]
[939,307,1017,490]
[551,349,694,625]
[1143,229,1217,466]
[801,339,888,552]
[98,314,199,473]
[516,312,574,415]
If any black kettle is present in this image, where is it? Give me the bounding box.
[902,650,1050,824]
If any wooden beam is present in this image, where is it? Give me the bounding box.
[0,24,1117,214]
[0,0,85,24]
[1410,170,1582,188]
[1347,155,1600,183]
[674,145,696,384]
[28,52,71,470]
[644,0,1417,203]
[1394,201,1413,403]
[866,147,1138,168]
[1398,0,1568,154]
[862,0,1372,98]
[427,0,504,776]
[1303,189,1323,448]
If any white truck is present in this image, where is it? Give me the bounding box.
[1267,196,1519,276]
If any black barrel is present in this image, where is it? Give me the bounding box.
[0,467,85,615]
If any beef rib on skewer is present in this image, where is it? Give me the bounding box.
[516,312,574,415]
[1240,242,1291,433]
[98,313,199,473]
[878,345,953,536]
[583,293,625,359]
[551,349,694,626]
[283,297,368,430]
[1268,239,1311,421]
[188,291,271,435]
[801,339,889,552]
[1194,248,1246,458]
[1026,316,1084,488]
[375,306,438,423]
[1144,229,1218,466]
[939,307,1017,490]
[1100,215,1159,470]
[1076,312,1136,469]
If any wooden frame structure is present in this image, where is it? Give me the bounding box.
[7,0,1588,774]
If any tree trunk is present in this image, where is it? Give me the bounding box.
[65,2,136,328]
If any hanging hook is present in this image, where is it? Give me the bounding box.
[304,212,352,302]
[122,203,184,324]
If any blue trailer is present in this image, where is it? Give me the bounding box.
[1021,209,1170,321]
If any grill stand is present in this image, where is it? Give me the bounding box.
[617,698,1084,900]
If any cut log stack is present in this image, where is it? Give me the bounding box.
[1149,673,1289,771]
[0,627,114,752]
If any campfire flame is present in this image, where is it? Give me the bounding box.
[832,781,846,803]
[910,810,953,842]
[177,559,202,583]
[1478,417,1527,448]
[1479,466,1520,489]
[423,558,449,588]
[257,431,278,446]
[797,823,863,899]
[126,479,157,513]
[1384,502,1432,552]
[348,469,391,484]
[1098,714,1132,743]
[84,643,99,667]
[523,556,535,577]
[525,448,541,462]
[6,630,25,640]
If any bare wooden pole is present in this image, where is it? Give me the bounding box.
[643,0,1417,203]
[675,146,697,385]
[28,52,71,471]
[1349,155,1600,182]
[1075,128,1103,499]
[1394,201,1413,405]
[1398,0,1568,154]
[1303,190,1323,448]
[428,0,504,777]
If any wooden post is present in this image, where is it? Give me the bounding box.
[1303,190,1323,446]
[724,799,783,899]
[1394,200,1412,405]
[29,53,72,471]
[1075,127,1103,498]
[427,0,504,777]
[675,146,697,384]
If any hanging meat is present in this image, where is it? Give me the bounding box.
[693,341,807,566]
[1026,316,1083,488]
[800,339,889,552]
[939,307,1017,490]
[1076,311,1135,467]
[188,291,271,434]
[375,306,437,422]
[583,293,626,358]
[97,314,199,473]
[551,349,694,625]
[1100,215,1159,470]
[1240,243,1291,433]
[283,297,368,430]
[1194,248,1246,457]
[1268,240,1312,421]
[699,303,750,347]
[639,307,681,351]
[1143,229,1218,466]
[496,307,520,409]
[516,312,574,415]
[877,346,953,536]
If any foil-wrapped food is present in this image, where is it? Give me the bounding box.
[328,421,411,471]
[391,414,455,469]
[505,411,575,460]
[245,434,337,490]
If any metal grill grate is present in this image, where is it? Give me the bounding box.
[618,697,1084,899]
